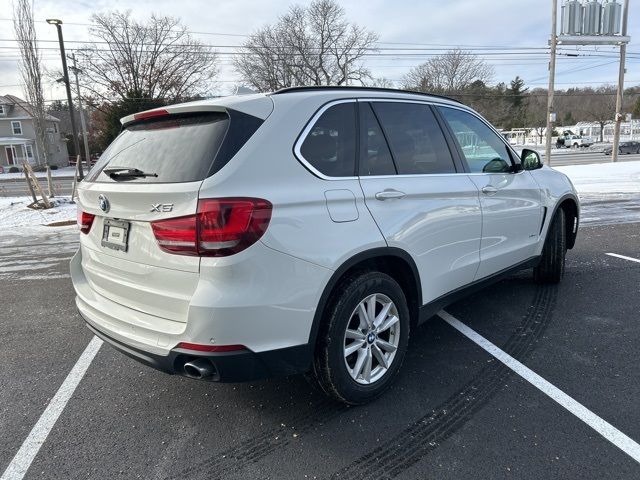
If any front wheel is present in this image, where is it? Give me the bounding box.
[534,208,566,284]
[313,271,410,405]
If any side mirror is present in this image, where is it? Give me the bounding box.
[521,149,543,171]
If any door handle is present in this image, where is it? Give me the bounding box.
[481,186,498,196]
[375,189,406,201]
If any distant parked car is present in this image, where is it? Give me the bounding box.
[604,141,640,155]
[556,133,592,149]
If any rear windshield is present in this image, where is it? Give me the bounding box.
[86,110,262,183]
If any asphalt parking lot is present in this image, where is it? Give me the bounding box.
[1,222,639,479]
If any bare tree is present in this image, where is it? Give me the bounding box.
[77,11,218,102]
[234,0,378,91]
[578,86,617,142]
[402,49,494,95]
[365,77,396,89]
[13,0,48,166]
[525,88,550,145]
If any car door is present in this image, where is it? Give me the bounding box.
[357,100,482,304]
[437,106,542,280]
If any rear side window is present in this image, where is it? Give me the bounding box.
[86,110,263,183]
[299,102,356,177]
[438,107,513,174]
[371,102,456,175]
[359,103,396,176]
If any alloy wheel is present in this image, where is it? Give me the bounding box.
[343,293,401,385]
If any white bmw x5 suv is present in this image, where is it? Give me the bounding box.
[71,86,579,404]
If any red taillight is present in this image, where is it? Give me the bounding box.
[151,197,272,257]
[77,208,95,234]
[133,109,169,121]
[150,215,198,255]
[175,342,247,352]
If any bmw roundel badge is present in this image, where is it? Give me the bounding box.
[98,194,110,213]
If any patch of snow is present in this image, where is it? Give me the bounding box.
[553,161,640,226]
[553,161,640,195]
[0,196,77,230]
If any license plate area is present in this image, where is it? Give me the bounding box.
[101,218,130,252]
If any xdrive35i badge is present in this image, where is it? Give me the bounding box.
[98,194,110,213]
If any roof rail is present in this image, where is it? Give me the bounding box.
[269,85,462,104]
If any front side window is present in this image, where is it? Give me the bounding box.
[25,145,33,159]
[11,121,22,135]
[371,102,456,175]
[299,102,356,177]
[439,107,513,174]
[0,105,4,115]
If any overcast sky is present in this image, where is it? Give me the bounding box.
[1,0,638,101]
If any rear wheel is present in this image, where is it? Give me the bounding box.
[313,271,410,405]
[534,208,566,284]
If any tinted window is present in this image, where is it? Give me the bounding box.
[300,103,356,177]
[211,110,264,176]
[359,103,395,176]
[87,113,230,183]
[371,102,456,175]
[439,107,513,173]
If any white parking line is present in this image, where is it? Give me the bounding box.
[1,336,103,480]
[606,252,640,264]
[439,310,640,464]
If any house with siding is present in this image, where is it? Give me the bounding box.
[0,94,69,169]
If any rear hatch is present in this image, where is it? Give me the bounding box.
[77,104,266,323]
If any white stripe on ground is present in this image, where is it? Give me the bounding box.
[0,336,103,480]
[439,310,640,464]
[16,274,72,281]
[606,252,640,264]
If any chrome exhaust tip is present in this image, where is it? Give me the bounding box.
[183,358,215,380]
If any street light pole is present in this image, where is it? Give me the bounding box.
[545,0,558,167]
[46,19,83,180]
[611,0,630,163]
[69,53,91,171]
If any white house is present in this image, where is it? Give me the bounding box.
[0,94,69,169]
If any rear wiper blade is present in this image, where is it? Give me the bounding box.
[104,167,158,179]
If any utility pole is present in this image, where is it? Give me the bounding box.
[69,53,91,172]
[611,0,630,163]
[46,19,83,180]
[545,0,558,167]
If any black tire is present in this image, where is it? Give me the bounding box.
[534,208,566,284]
[312,271,410,405]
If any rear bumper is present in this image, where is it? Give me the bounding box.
[70,242,326,382]
[71,240,331,354]
[85,318,312,382]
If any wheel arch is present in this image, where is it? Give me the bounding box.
[308,247,422,348]
[551,194,579,249]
